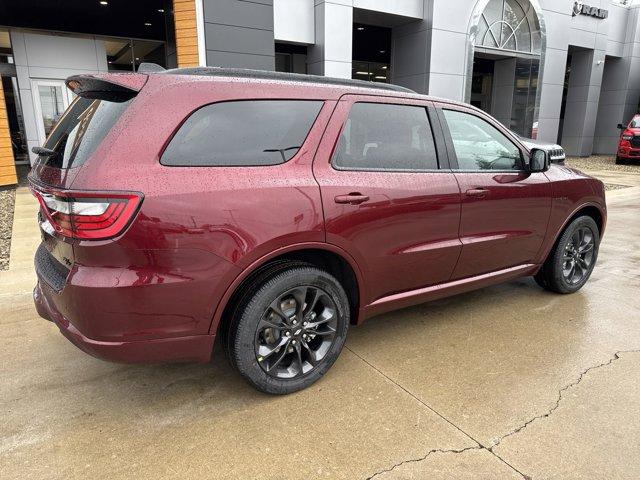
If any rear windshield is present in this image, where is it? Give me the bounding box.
[39,96,132,169]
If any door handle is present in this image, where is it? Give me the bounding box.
[334,193,370,205]
[465,188,489,198]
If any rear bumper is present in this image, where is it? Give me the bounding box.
[34,281,214,364]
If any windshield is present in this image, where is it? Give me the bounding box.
[38,96,132,169]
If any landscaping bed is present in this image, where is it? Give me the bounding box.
[0,186,16,270]
[566,155,640,173]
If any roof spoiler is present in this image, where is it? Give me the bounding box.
[137,62,165,73]
[65,73,148,101]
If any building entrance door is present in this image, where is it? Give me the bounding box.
[470,57,494,112]
[469,0,543,139]
[31,79,73,145]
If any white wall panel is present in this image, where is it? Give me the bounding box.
[274,0,314,44]
[353,0,423,19]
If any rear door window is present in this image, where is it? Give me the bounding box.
[40,97,132,169]
[161,100,323,166]
[332,102,438,171]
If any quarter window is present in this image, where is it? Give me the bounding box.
[443,109,523,171]
[332,103,438,171]
[161,100,323,166]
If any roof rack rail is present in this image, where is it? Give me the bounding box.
[159,67,415,94]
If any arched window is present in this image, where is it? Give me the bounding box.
[476,0,542,54]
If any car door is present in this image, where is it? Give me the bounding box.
[313,95,462,305]
[436,104,552,279]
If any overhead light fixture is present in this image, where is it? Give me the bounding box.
[158,8,165,13]
[374,76,387,80]
[379,50,386,54]
[99,1,108,5]
[382,66,388,69]
[135,57,140,61]
[357,27,364,31]
[355,71,369,75]
[144,22,152,26]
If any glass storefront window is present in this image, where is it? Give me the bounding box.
[476,0,541,55]
[511,58,539,137]
[472,0,542,138]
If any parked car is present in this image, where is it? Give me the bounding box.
[616,115,640,164]
[516,136,567,165]
[29,67,606,394]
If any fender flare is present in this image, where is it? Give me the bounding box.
[207,242,367,335]
[537,201,606,264]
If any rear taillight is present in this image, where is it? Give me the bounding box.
[30,186,143,240]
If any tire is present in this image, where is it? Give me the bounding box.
[533,269,548,289]
[226,264,350,394]
[220,259,306,365]
[535,215,600,294]
[616,155,626,165]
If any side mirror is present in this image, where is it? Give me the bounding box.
[530,149,549,173]
[617,123,626,130]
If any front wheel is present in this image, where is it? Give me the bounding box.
[535,216,600,294]
[227,264,350,394]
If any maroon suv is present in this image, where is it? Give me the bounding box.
[30,68,606,394]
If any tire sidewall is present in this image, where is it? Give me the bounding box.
[232,267,350,394]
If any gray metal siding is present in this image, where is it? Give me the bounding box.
[203,0,275,70]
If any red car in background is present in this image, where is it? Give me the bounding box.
[29,67,606,394]
[617,115,640,164]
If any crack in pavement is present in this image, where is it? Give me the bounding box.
[364,446,483,480]
[489,349,640,452]
[346,346,530,480]
[351,346,639,480]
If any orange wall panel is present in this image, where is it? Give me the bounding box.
[0,81,17,187]
[173,0,200,68]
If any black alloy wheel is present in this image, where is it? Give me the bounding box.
[561,226,596,286]
[255,286,339,379]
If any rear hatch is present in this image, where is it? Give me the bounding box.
[29,74,146,290]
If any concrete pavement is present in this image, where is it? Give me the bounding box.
[1,169,639,479]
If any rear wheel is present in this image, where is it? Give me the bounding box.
[615,155,626,165]
[226,264,349,394]
[535,216,600,294]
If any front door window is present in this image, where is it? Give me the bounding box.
[443,109,523,171]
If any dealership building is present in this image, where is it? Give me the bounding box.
[1,0,639,186]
